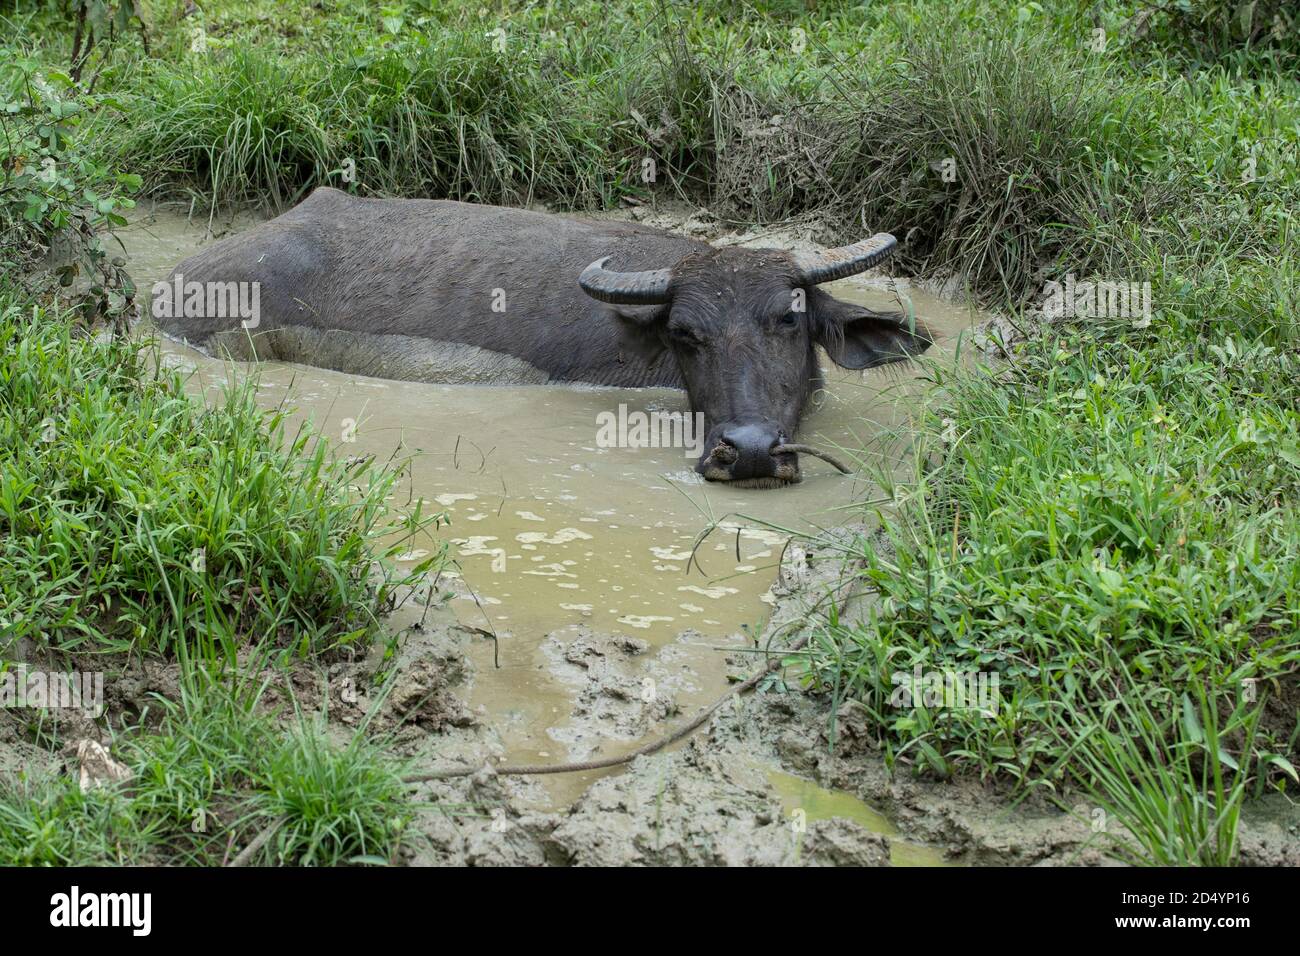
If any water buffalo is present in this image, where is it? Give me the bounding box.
[155,187,931,485]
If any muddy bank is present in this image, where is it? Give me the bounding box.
[366,545,1054,866]
[7,561,1296,867]
[366,535,1300,866]
[307,529,1299,867]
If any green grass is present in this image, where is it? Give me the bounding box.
[59,0,1287,307]
[1,21,450,865]
[244,717,411,865]
[1052,672,1261,866]
[797,36,1300,862]
[730,19,1159,301]
[0,676,412,866]
[0,292,443,659]
[87,7,685,212]
[805,245,1300,802]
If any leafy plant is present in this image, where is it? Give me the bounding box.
[0,53,139,328]
[1053,675,1270,866]
[68,0,149,84]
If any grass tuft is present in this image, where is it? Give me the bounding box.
[0,292,444,659]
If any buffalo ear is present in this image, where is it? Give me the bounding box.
[813,293,933,370]
[608,305,669,365]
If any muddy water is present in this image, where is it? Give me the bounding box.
[119,203,990,813]
[768,771,950,866]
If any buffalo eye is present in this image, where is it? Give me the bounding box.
[778,311,800,329]
[668,324,702,349]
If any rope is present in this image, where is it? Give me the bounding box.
[771,443,853,475]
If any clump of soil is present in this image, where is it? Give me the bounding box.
[538,629,748,762]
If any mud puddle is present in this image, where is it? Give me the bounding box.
[118,201,987,807]
[767,771,950,866]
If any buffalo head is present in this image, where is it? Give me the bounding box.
[578,235,932,486]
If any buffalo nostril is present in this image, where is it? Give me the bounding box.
[710,441,739,465]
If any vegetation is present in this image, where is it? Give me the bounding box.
[1,14,443,864]
[0,284,441,864]
[0,48,138,326]
[0,679,411,865]
[0,0,1295,865]
[0,293,440,658]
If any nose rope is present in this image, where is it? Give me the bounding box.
[710,441,851,475]
[771,443,853,474]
